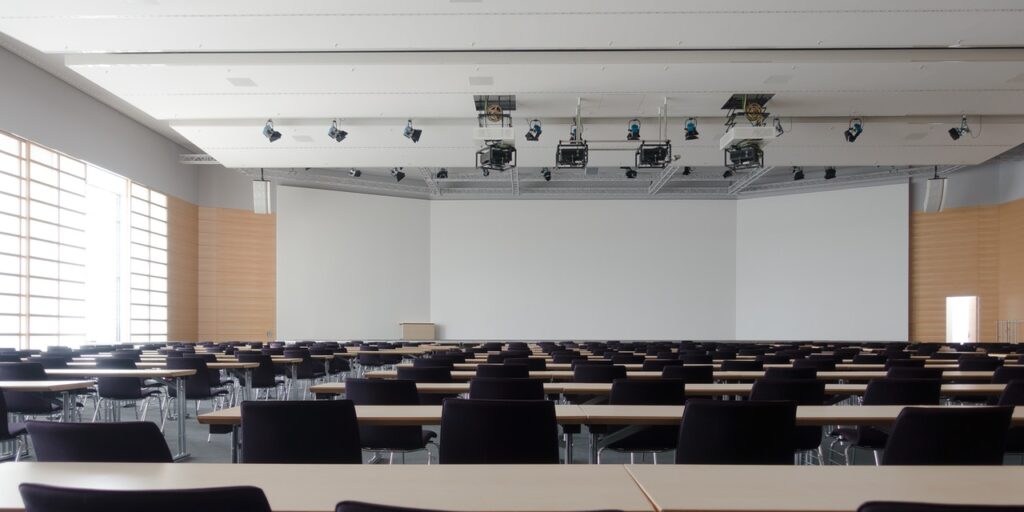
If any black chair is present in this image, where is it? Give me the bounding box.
[598,379,685,463]
[885,358,926,369]
[763,367,817,380]
[236,354,285,399]
[468,378,545,400]
[792,359,836,371]
[886,367,944,379]
[998,380,1024,455]
[661,365,713,383]
[641,360,683,371]
[0,362,63,419]
[720,360,763,371]
[240,400,362,463]
[851,354,887,364]
[959,356,1003,371]
[505,357,546,370]
[610,354,645,365]
[475,364,529,379]
[858,503,1024,512]
[675,399,797,464]
[750,379,826,464]
[573,365,627,383]
[438,398,558,464]
[0,391,27,461]
[830,379,941,465]
[412,358,455,370]
[162,358,231,431]
[881,406,1012,465]
[25,421,172,462]
[344,379,436,463]
[396,366,453,405]
[19,484,271,512]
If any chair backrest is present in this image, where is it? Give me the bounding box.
[641,359,683,371]
[96,358,136,369]
[166,357,218,398]
[475,364,529,379]
[958,356,1003,371]
[412,358,455,370]
[240,400,362,463]
[863,379,942,405]
[236,353,278,387]
[763,367,817,380]
[886,367,944,380]
[439,398,558,464]
[345,378,420,405]
[721,360,764,371]
[750,379,825,404]
[504,357,546,370]
[675,399,797,464]
[997,380,1024,405]
[25,421,172,462]
[396,366,453,383]
[851,354,887,364]
[468,378,546,400]
[609,379,685,405]
[0,362,58,414]
[756,355,791,365]
[993,367,1024,384]
[881,406,1012,465]
[680,355,713,365]
[610,354,645,364]
[792,359,836,371]
[19,484,271,512]
[858,502,1024,512]
[884,358,926,369]
[335,502,625,512]
[661,365,713,383]
[573,364,627,383]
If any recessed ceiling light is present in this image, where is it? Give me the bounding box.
[226,77,257,87]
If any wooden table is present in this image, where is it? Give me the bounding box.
[0,379,95,424]
[44,368,196,461]
[310,382,1009,399]
[365,370,997,382]
[627,465,1024,512]
[0,462,655,512]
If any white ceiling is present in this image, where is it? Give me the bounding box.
[2,1,1024,198]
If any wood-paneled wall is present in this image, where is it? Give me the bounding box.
[197,207,276,342]
[910,196,1024,341]
[167,196,198,341]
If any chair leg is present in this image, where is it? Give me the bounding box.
[92,398,102,422]
[873,450,882,466]
[817,446,826,466]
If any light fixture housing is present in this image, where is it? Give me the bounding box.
[435,169,448,179]
[635,141,672,169]
[555,141,589,169]
[722,169,735,179]
[391,168,406,182]
[844,118,863,143]
[949,115,971,141]
[477,142,516,173]
[349,169,362,178]
[525,119,542,141]
[328,120,347,142]
[403,120,422,143]
[625,168,638,179]
[824,167,837,180]
[682,166,693,176]
[684,118,699,141]
[725,142,763,170]
[541,168,552,182]
[262,119,281,142]
[627,119,641,141]
[792,167,805,181]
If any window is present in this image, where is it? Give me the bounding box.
[0,130,169,349]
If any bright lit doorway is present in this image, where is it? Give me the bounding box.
[946,296,979,343]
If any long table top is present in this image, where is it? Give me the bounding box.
[0,463,653,512]
[2,463,1023,512]
[365,370,997,381]
[309,382,1010,398]
[197,404,1023,428]
[44,368,196,378]
[627,465,1024,512]
[0,380,95,392]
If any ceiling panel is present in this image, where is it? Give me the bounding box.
[3,1,1024,52]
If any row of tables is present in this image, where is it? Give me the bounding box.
[1,463,1023,512]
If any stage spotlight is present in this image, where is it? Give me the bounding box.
[482,169,490,177]
[625,168,638,179]
[327,120,347,142]
[844,118,863,143]
[555,142,588,169]
[391,168,406,183]
[541,168,552,182]
[403,120,422,143]
[792,167,804,181]
[682,166,692,176]
[723,169,735,179]
[773,117,785,137]
[262,119,281,142]
[627,119,641,141]
[436,169,448,179]
[949,115,971,141]
[684,118,699,141]
[824,167,837,180]
[635,141,672,169]
[525,119,543,141]
[349,169,362,178]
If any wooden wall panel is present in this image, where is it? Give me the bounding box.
[910,206,1000,342]
[197,207,276,342]
[999,198,1024,323]
[166,196,198,342]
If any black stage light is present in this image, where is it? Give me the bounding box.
[949,115,971,141]
[555,142,588,169]
[792,167,804,181]
[725,143,763,170]
[477,143,516,172]
[625,168,638,179]
[525,119,542,141]
[391,168,406,182]
[824,167,837,180]
[723,169,735,179]
[403,120,422,143]
[627,119,641,141]
[349,169,362,178]
[436,169,448,179]
[541,168,552,182]
[844,118,863,143]
[682,166,692,176]
[262,119,281,142]
[635,142,671,169]
[684,118,699,141]
[328,120,347,142]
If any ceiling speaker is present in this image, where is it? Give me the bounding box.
[923,177,947,213]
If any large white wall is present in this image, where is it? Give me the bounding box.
[735,183,909,341]
[276,186,431,339]
[430,201,737,340]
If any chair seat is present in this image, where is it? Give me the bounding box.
[832,426,889,449]
[1,422,26,440]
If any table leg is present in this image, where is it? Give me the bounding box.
[564,431,574,464]
[60,391,72,422]
[173,376,190,461]
[323,360,330,380]
[243,368,253,402]
[589,431,598,464]
[231,425,240,463]
[290,364,298,399]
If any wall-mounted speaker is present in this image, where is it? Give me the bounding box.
[253,180,272,214]
[923,177,947,213]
